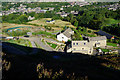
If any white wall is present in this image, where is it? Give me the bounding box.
[72,46,93,55]
[57,33,69,42]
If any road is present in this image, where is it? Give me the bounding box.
[27,37,54,51]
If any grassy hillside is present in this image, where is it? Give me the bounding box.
[28,18,75,28]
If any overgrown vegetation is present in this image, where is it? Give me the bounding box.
[72,27,96,40]
[32,31,56,38]
[98,54,120,71]
[107,42,117,47]
[46,42,57,49]
[3,39,32,52]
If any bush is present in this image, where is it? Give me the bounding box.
[8,29,30,36]
[88,30,92,33]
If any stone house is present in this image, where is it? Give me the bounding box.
[67,40,93,55]
[88,36,107,47]
[67,36,107,55]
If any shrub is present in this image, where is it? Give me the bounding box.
[88,30,92,33]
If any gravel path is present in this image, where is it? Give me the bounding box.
[28,37,54,51]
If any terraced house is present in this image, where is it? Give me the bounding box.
[67,36,107,55]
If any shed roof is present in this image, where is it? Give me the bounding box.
[63,28,73,38]
[96,30,113,39]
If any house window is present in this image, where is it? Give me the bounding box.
[84,43,86,45]
[73,43,75,45]
[76,43,78,45]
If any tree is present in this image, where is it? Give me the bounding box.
[79,34,83,40]
[74,20,78,27]
[89,20,103,30]
[28,12,35,17]
[34,13,38,19]
[2,15,8,22]
[18,14,28,22]
[77,26,82,31]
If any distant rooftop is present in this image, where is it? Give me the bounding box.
[63,28,73,38]
[96,30,113,39]
[89,36,107,41]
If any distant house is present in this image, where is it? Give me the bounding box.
[56,12,61,14]
[46,20,55,23]
[0,12,2,16]
[5,37,14,39]
[48,7,54,11]
[96,30,114,39]
[60,14,68,17]
[57,28,74,42]
[28,16,35,20]
[70,11,78,16]
[36,10,47,13]
[27,32,32,36]
[60,8,63,10]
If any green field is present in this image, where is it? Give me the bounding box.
[104,18,120,26]
[32,31,56,38]
[28,18,75,28]
[101,49,109,52]
[46,42,57,49]
[107,42,117,47]
[5,39,32,47]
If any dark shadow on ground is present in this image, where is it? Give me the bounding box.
[2,42,120,80]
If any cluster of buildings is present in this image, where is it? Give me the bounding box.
[73,1,90,7]
[57,28,112,55]
[97,3,120,11]
[2,4,50,16]
[56,1,90,17]
[56,11,70,18]
[107,3,120,11]
[56,10,78,18]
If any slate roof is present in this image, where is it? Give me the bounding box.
[63,28,73,38]
[89,36,107,41]
[96,30,113,39]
